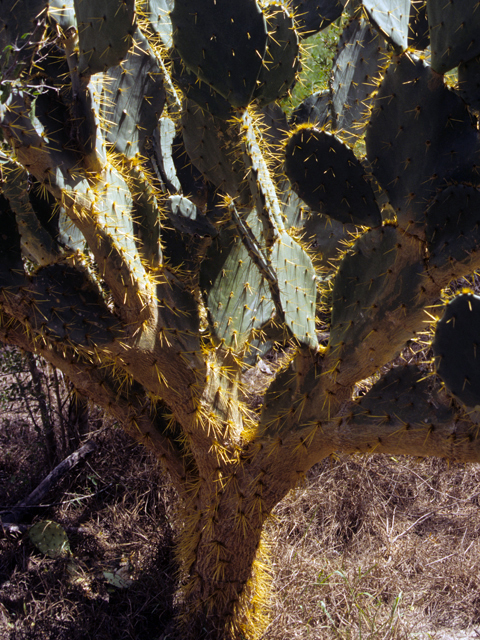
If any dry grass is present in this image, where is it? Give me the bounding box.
[264,455,480,640]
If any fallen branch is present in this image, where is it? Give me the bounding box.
[0,439,97,525]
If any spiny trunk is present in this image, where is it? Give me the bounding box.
[173,460,294,640]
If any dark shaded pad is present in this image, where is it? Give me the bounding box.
[171,0,268,108]
[285,126,382,227]
[433,293,480,408]
[428,0,480,74]
[331,16,388,144]
[290,0,344,38]
[366,55,480,235]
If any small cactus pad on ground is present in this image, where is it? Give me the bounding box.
[29,521,71,558]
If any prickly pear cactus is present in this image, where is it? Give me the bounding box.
[2,1,480,639]
[29,521,71,558]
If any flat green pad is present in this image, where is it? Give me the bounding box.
[327,225,426,381]
[181,100,248,201]
[290,0,344,38]
[200,211,275,351]
[433,293,480,408]
[270,233,318,350]
[331,17,388,144]
[408,0,429,50]
[362,0,409,50]
[48,0,75,31]
[428,0,480,74]
[166,194,217,237]
[29,520,71,558]
[366,55,480,234]
[172,53,233,119]
[171,0,268,108]
[426,184,480,274]
[146,0,174,49]
[0,159,58,266]
[285,126,382,227]
[75,0,135,76]
[101,30,166,158]
[253,4,300,106]
[349,365,454,428]
[301,211,357,270]
[290,91,332,128]
[458,55,480,112]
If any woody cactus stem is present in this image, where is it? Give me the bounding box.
[2,0,480,638]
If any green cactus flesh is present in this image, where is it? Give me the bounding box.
[48,0,76,31]
[260,359,319,435]
[426,184,480,283]
[171,52,233,119]
[181,101,249,202]
[327,225,426,384]
[366,55,480,235]
[330,17,388,144]
[74,0,136,76]
[100,30,166,159]
[433,293,480,409]
[145,0,174,49]
[408,0,429,50]
[284,126,382,227]
[458,55,480,113]
[362,0,410,51]
[200,209,275,352]
[171,0,268,108]
[253,4,300,107]
[348,365,455,430]
[290,0,344,38]
[166,194,217,237]
[270,232,318,350]
[428,0,480,74]
[290,91,332,129]
[301,211,357,271]
[29,520,71,558]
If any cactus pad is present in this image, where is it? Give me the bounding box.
[458,55,480,113]
[75,0,135,76]
[290,0,344,38]
[166,195,217,237]
[349,365,454,429]
[101,31,166,159]
[29,520,71,558]
[253,4,300,106]
[331,17,388,144]
[426,184,480,281]
[171,0,268,108]
[408,0,429,50]
[181,101,249,201]
[362,0,409,50]
[290,91,332,128]
[285,126,382,227]
[200,210,275,351]
[433,293,480,408]
[327,225,426,383]
[428,0,480,74]
[366,55,480,234]
[270,232,318,350]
